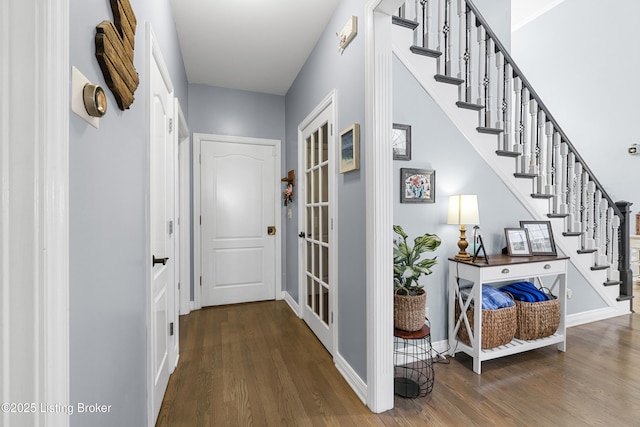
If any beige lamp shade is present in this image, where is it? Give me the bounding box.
[447,195,479,225]
[447,195,479,261]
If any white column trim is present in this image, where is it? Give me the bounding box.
[365,0,403,414]
[1,0,70,425]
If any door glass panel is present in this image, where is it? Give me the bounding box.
[306,207,312,237]
[307,242,313,276]
[306,170,312,204]
[313,207,319,240]
[313,168,319,203]
[321,206,328,244]
[321,285,329,325]
[306,136,312,170]
[321,123,328,163]
[314,243,320,280]
[321,165,328,203]
[314,280,320,316]
[307,276,313,308]
[313,130,320,167]
[322,246,329,284]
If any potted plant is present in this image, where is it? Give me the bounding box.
[393,225,441,331]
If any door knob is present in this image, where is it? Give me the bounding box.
[298,231,306,238]
[153,255,169,266]
[267,226,276,236]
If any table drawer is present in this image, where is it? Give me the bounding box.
[480,260,566,282]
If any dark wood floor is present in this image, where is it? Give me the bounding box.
[157,297,640,426]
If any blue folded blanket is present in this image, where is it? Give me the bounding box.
[481,285,515,310]
[501,282,549,302]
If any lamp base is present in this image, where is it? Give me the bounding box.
[455,225,471,262]
[453,252,472,262]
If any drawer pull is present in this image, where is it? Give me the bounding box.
[501,268,510,274]
[544,264,551,270]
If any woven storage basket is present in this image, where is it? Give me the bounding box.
[394,289,426,332]
[512,293,560,340]
[455,304,517,349]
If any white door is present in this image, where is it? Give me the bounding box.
[200,137,278,306]
[148,26,175,425]
[299,98,335,354]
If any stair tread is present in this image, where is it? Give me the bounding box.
[591,265,610,271]
[477,127,503,135]
[548,213,569,218]
[531,193,553,199]
[604,280,623,287]
[577,248,597,254]
[495,150,521,158]
[456,101,484,111]
[410,45,441,58]
[514,173,536,179]
[392,16,419,30]
[617,295,634,302]
[434,74,464,85]
[563,231,583,237]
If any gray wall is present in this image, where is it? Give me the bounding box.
[69,0,187,425]
[285,0,367,380]
[188,84,287,295]
[512,0,640,224]
[473,0,511,51]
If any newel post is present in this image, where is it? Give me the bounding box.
[616,201,633,305]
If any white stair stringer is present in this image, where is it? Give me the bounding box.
[391,25,630,321]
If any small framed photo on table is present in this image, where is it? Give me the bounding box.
[504,228,532,256]
[519,220,557,256]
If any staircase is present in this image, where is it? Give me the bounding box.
[392,0,633,318]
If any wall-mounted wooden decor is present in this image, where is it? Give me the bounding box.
[95,0,139,110]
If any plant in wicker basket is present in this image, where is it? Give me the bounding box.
[393,225,441,332]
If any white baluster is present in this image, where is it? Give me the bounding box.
[513,77,522,155]
[503,63,513,152]
[609,211,621,281]
[584,181,596,250]
[573,162,583,232]
[593,190,602,255]
[580,172,589,248]
[543,122,554,195]
[567,153,576,230]
[552,133,562,213]
[476,25,486,111]
[597,198,608,266]
[528,99,537,175]
[485,38,495,128]
[536,111,547,194]
[457,0,465,80]
[559,142,569,215]
[437,0,445,74]
[495,52,505,148]
[445,0,452,76]
[520,89,530,174]
[424,0,433,49]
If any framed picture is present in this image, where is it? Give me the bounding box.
[339,123,360,173]
[504,228,532,256]
[400,168,435,203]
[519,220,557,255]
[392,123,411,161]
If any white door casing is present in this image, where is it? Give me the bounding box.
[147,23,176,426]
[194,134,281,308]
[297,91,337,355]
[176,102,192,316]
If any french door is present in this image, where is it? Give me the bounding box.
[299,96,336,354]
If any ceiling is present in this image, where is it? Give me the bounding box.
[170,0,563,96]
[170,0,340,96]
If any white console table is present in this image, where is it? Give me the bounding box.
[448,255,568,374]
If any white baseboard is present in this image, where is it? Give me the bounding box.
[334,353,367,405]
[283,291,302,318]
[566,306,631,327]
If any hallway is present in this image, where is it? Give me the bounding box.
[157,300,640,426]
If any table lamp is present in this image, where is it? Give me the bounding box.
[447,195,479,261]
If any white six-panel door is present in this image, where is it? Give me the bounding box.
[199,136,279,307]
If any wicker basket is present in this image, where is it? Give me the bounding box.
[455,304,517,349]
[512,294,560,340]
[394,289,426,332]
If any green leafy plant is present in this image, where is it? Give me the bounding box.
[393,225,441,295]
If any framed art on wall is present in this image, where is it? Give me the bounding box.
[504,228,532,256]
[400,168,435,203]
[339,123,360,173]
[392,123,411,161]
[519,220,557,255]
